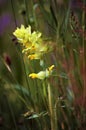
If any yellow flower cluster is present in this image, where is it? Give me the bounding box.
[29,65,54,80]
[13,25,49,60]
[13,25,54,80]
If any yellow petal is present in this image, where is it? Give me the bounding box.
[29,73,38,79]
[48,65,55,71]
[28,53,42,60]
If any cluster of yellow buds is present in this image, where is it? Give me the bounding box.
[13,25,50,60]
[29,65,54,80]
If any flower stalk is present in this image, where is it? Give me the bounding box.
[48,82,55,130]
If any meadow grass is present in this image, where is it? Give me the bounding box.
[0,0,86,130]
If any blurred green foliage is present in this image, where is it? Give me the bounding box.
[0,0,86,130]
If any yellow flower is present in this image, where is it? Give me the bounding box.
[28,53,42,60]
[13,24,53,60]
[13,25,31,44]
[29,31,42,44]
[13,25,42,49]
[29,71,46,80]
[29,73,38,79]
[35,43,48,53]
[29,65,54,80]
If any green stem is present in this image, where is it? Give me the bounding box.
[48,82,55,130]
[16,44,31,97]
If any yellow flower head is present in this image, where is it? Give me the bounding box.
[29,71,46,80]
[13,25,31,44]
[13,25,42,49]
[13,24,53,60]
[29,65,54,80]
[28,53,42,60]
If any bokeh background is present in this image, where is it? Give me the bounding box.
[0,0,86,130]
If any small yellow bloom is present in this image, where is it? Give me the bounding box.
[28,53,42,60]
[29,73,38,79]
[13,25,31,44]
[29,71,46,80]
[36,44,48,53]
[29,65,54,80]
[28,54,36,60]
[13,24,42,48]
[30,31,42,44]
